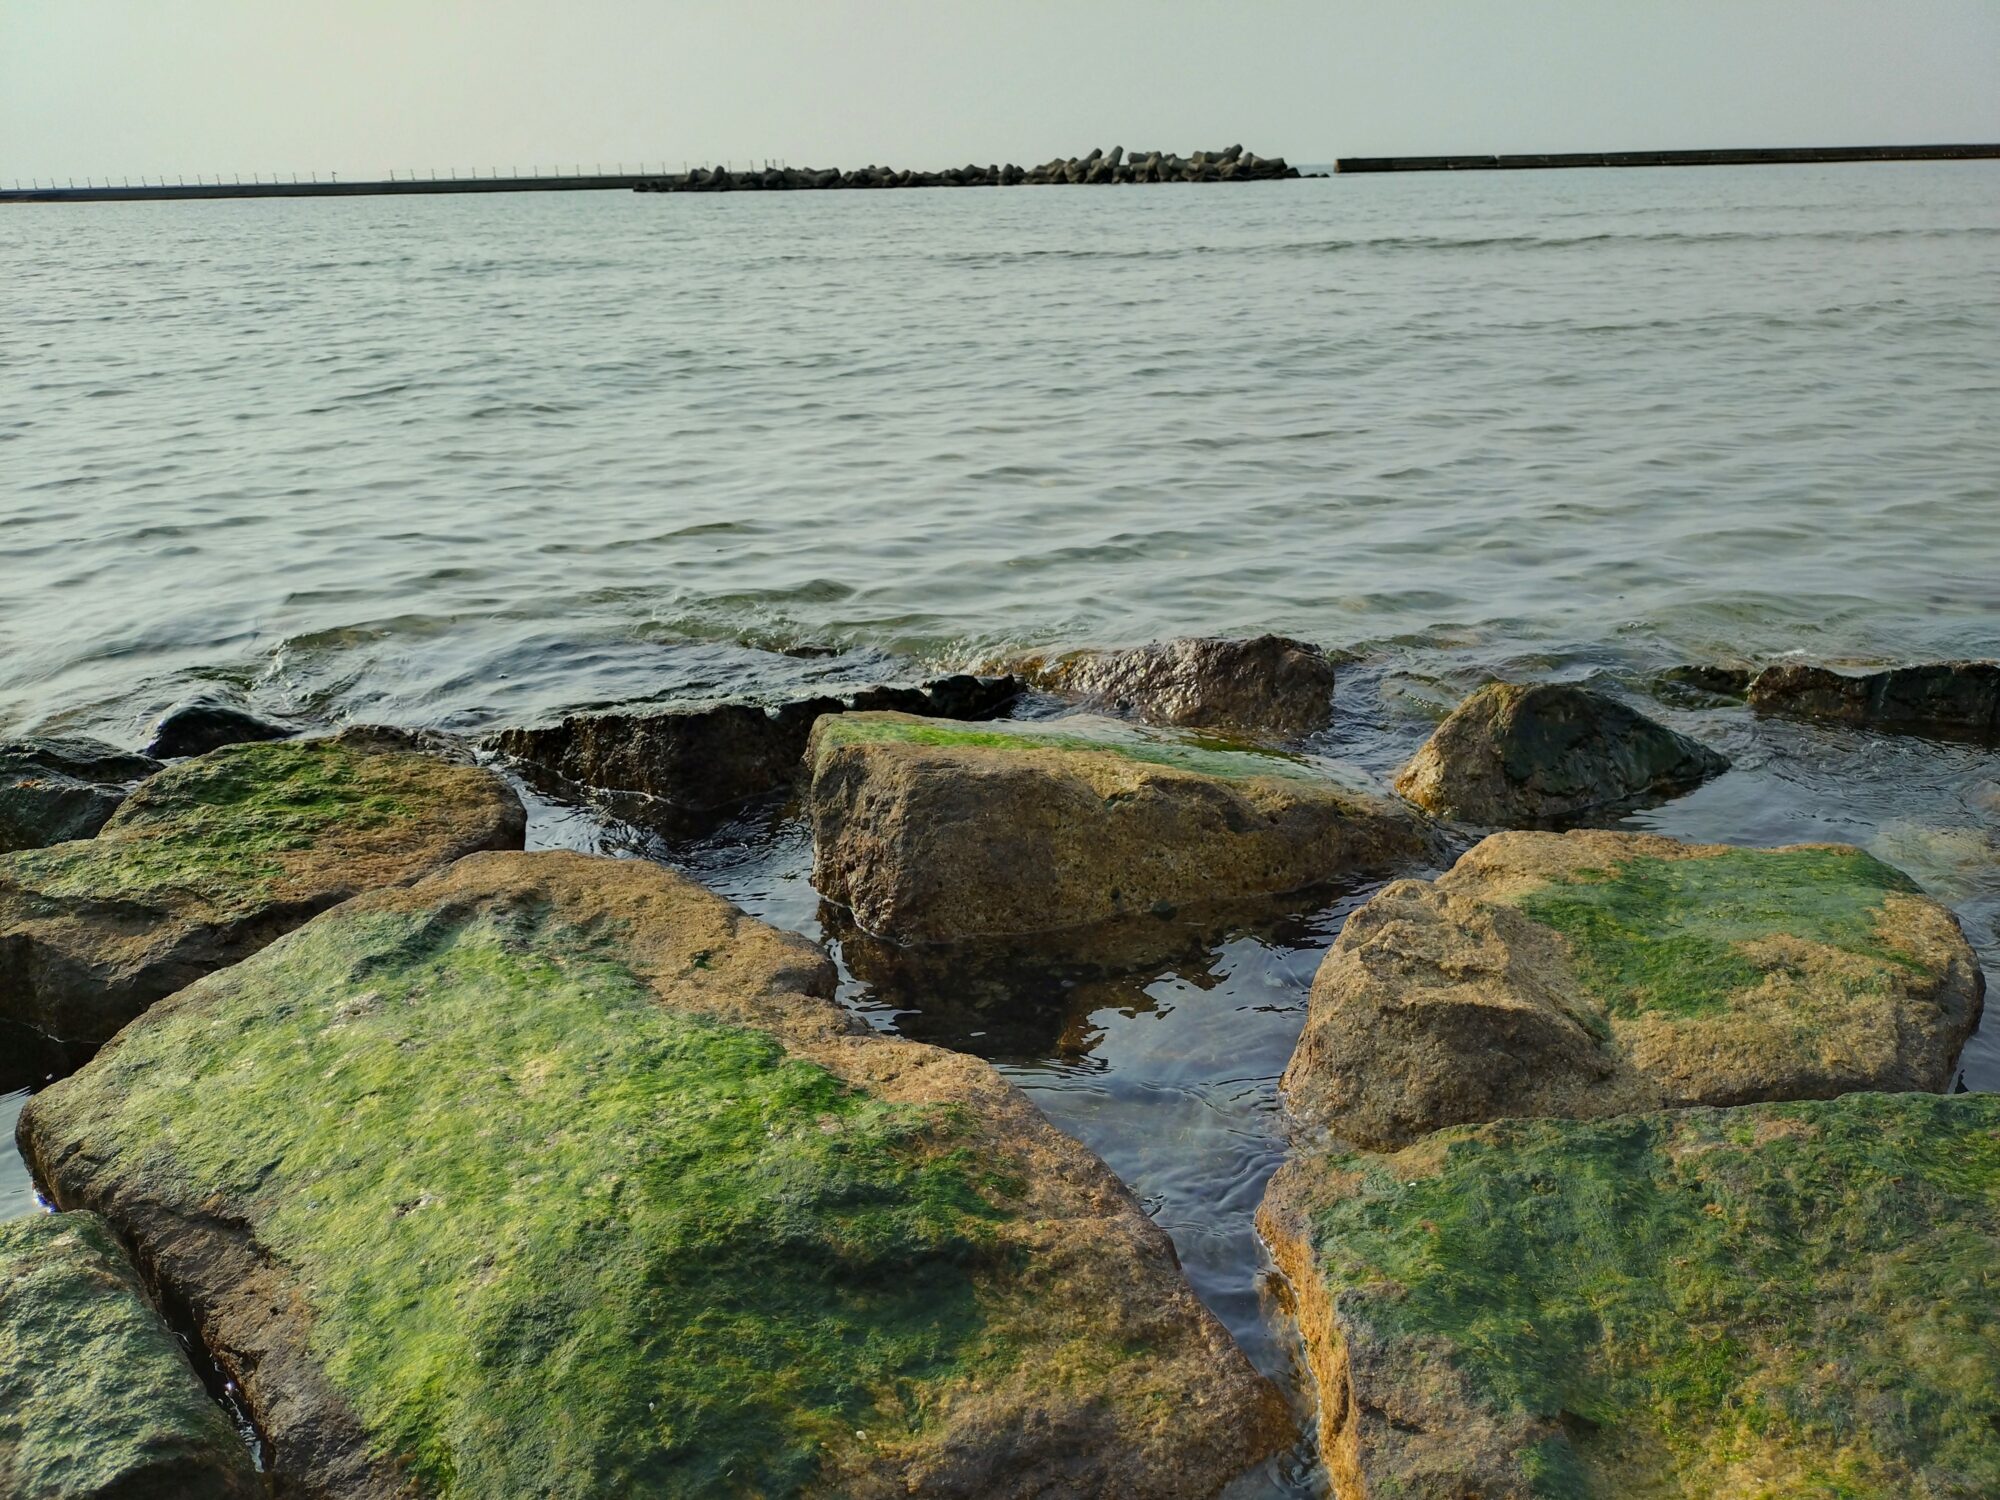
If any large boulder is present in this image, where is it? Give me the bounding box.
[0,1211,262,1499]
[1282,830,1982,1149]
[0,731,525,1048]
[20,850,1292,1499]
[1393,682,1729,826]
[1008,635,1339,739]
[808,712,1440,944]
[1259,1092,2000,1500]
[1748,660,2000,738]
[491,674,1020,834]
[0,738,161,853]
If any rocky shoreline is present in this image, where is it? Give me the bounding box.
[633,145,1309,193]
[2,641,1996,1498]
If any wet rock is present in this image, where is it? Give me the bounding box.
[1282,829,1983,1150]
[1009,635,1341,739]
[490,673,1021,829]
[0,738,161,853]
[1259,1091,2000,1499]
[1393,681,1729,826]
[21,850,1292,1498]
[1748,660,2000,739]
[0,734,525,1048]
[808,712,1439,943]
[0,1211,263,1499]
[1653,663,1754,702]
[142,692,295,759]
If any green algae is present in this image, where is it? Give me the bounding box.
[1511,846,1924,1019]
[7,740,418,912]
[1306,1093,2000,1498]
[813,712,1335,782]
[50,901,1017,1498]
[0,1212,256,1497]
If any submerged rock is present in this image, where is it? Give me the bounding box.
[0,734,524,1047]
[1009,635,1341,740]
[0,737,161,853]
[1282,830,1983,1149]
[808,712,1439,943]
[142,692,295,759]
[1748,660,2000,738]
[491,674,1020,833]
[1392,681,1728,826]
[20,850,1291,1499]
[0,1211,262,1499]
[1259,1091,2000,1500]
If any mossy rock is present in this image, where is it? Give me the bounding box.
[0,1211,263,1499]
[19,850,1290,1499]
[1005,634,1341,740]
[0,730,525,1047]
[1259,1091,2000,1500]
[0,738,160,855]
[1283,830,1983,1149]
[1394,682,1729,827]
[808,711,1440,944]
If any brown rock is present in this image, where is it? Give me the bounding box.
[1282,829,1983,1149]
[1008,635,1341,739]
[808,712,1440,944]
[1393,681,1728,826]
[1748,660,2000,739]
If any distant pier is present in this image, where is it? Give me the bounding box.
[1335,142,2000,173]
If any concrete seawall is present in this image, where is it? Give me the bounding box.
[1336,143,2000,173]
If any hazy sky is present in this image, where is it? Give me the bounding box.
[5,0,1998,181]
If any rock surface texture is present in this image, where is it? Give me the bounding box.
[0,1211,263,1499]
[0,738,161,853]
[1283,830,1983,1149]
[0,732,524,1046]
[1393,682,1729,826]
[1259,1092,2000,1500]
[1009,635,1340,740]
[20,850,1291,1500]
[1748,660,2000,738]
[809,712,1439,944]
[492,674,1020,832]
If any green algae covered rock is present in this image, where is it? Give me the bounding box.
[1259,1091,2000,1500]
[0,730,524,1048]
[0,1211,262,1500]
[1283,830,1983,1149]
[1393,682,1728,827]
[20,850,1290,1499]
[808,711,1439,943]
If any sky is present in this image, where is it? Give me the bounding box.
[4,0,1998,183]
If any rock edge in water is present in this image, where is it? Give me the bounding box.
[20,848,1293,1499]
[1282,829,1984,1149]
[0,737,162,854]
[634,145,1306,192]
[1259,1092,2000,1500]
[1006,634,1340,741]
[0,1210,263,1500]
[1748,659,2000,738]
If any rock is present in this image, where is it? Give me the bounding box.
[1654,663,1754,702]
[490,674,1021,829]
[1392,681,1729,826]
[20,850,1292,1498]
[808,712,1440,944]
[1281,829,1983,1149]
[1009,635,1341,740]
[142,692,294,759]
[0,1211,262,1499]
[1259,1091,2000,1500]
[0,734,525,1048]
[1748,660,2000,738]
[0,738,161,853]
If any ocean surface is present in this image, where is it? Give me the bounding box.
[4,163,1999,1495]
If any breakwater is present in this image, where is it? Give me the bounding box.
[0,146,1304,205]
[1336,142,2000,172]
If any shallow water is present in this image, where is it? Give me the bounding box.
[4,164,1999,1494]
